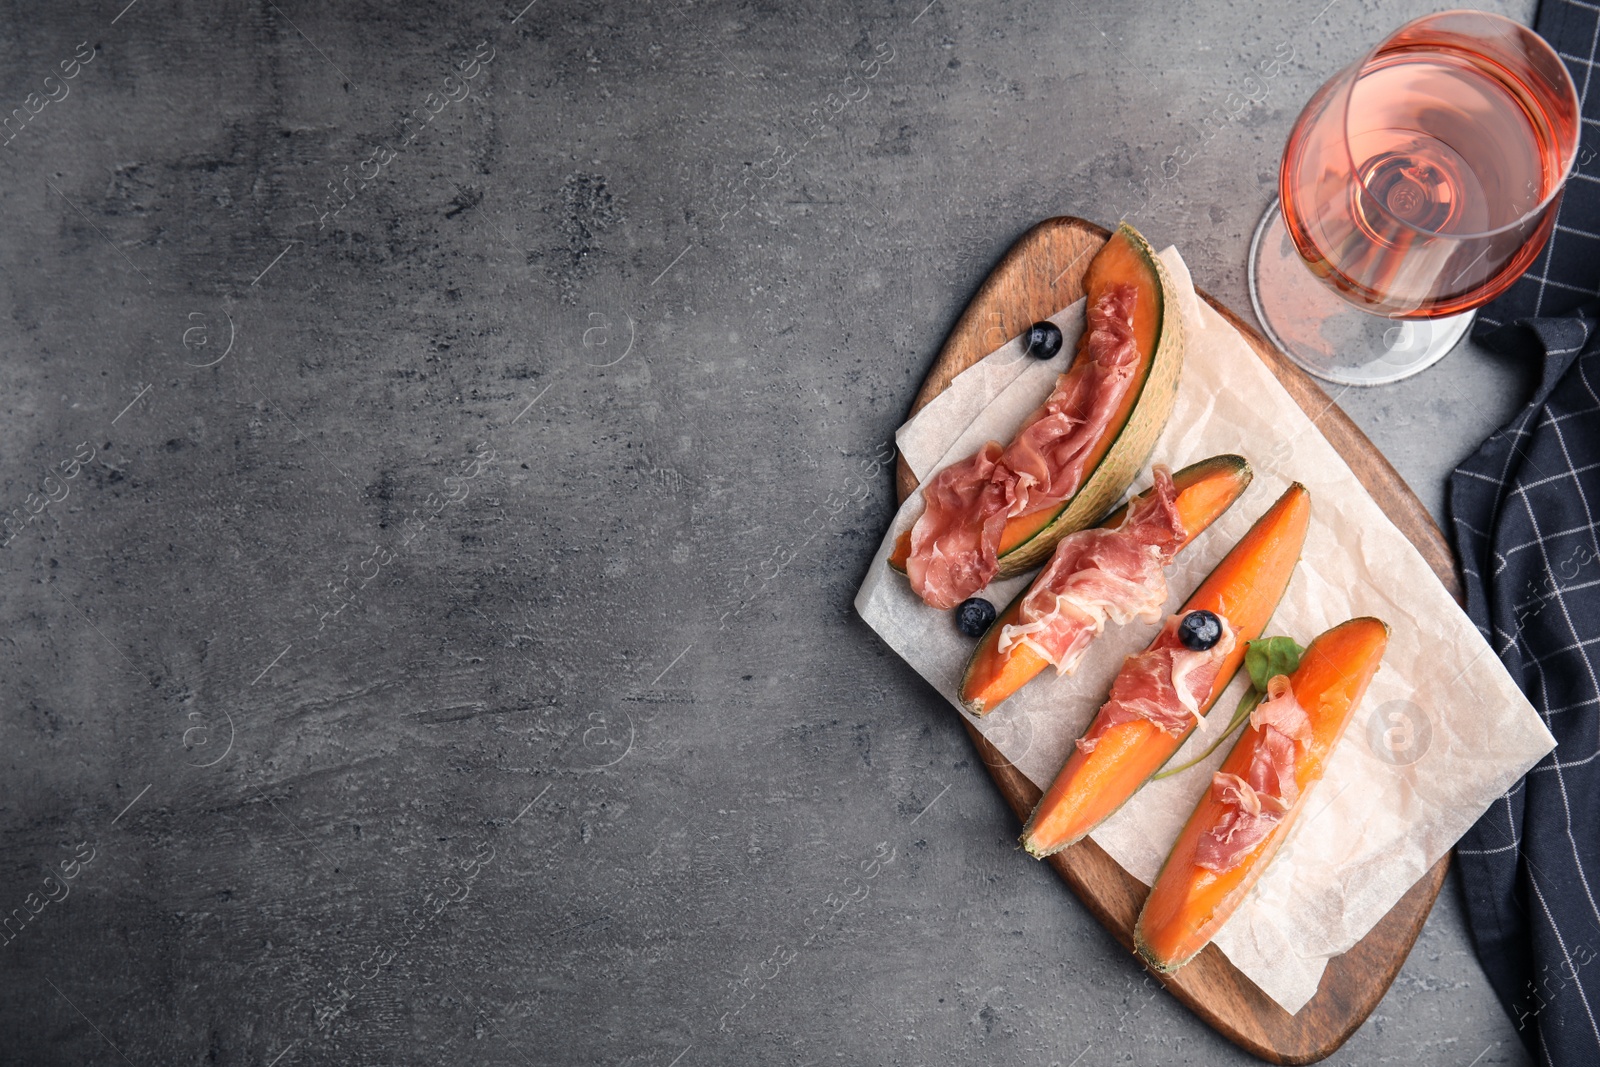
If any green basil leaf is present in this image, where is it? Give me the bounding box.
[1245,636,1305,691]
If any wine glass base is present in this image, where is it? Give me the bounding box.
[1247,198,1474,387]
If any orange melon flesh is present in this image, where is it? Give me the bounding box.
[1020,484,1311,856]
[1134,617,1390,973]
[889,227,1167,575]
[998,502,1057,557]
[960,455,1252,716]
[889,527,913,571]
[961,597,1052,713]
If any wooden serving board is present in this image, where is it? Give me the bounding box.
[895,217,1460,1065]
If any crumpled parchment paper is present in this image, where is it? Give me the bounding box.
[854,247,1554,1014]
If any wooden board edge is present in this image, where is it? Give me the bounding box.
[961,715,1451,1064]
[893,216,1462,1063]
[906,215,1092,422]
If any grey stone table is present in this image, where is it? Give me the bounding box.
[0,1,1542,1064]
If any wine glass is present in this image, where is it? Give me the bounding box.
[1248,10,1580,386]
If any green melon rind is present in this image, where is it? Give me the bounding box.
[1132,921,1188,976]
[993,223,1186,580]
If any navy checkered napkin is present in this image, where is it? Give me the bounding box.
[1451,5,1600,1063]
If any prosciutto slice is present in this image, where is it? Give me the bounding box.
[998,466,1187,673]
[1195,676,1311,873]
[907,284,1141,609]
[1074,612,1238,755]
[1195,772,1291,871]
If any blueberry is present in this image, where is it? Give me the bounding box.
[955,597,996,637]
[1177,610,1223,651]
[1023,321,1063,360]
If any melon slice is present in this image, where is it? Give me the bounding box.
[1134,616,1390,974]
[890,222,1185,579]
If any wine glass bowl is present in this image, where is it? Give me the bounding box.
[1250,10,1581,385]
